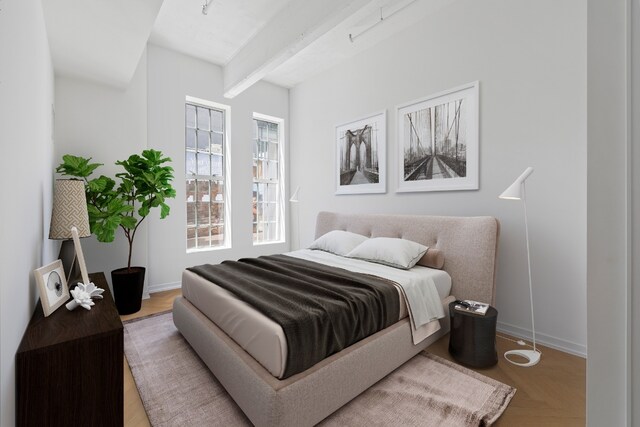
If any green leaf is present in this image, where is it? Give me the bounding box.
[138,205,150,218]
[56,155,102,178]
[160,203,170,219]
[120,216,137,229]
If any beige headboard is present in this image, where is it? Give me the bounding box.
[315,211,500,305]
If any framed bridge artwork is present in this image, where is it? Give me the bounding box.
[335,110,386,195]
[397,81,479,192]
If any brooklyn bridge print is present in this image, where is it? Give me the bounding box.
[398,82,479,192]
[336,111,386,194]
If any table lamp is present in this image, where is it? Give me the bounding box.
[499,167,541,367]
[49,179,91,285]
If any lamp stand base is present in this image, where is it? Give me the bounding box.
[504,349,541,367]
[59,239,81,288]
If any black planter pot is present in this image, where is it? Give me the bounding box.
[111,267,145,315]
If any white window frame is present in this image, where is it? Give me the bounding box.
[252,112,285,245]
[185,95,232,252]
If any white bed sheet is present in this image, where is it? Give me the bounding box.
[181,250,451,378]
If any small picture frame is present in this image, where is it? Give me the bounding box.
[335,110,387,195]
[34,260,70,317]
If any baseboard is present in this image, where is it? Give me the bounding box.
[497,321,587,358]
[147,280,181,295]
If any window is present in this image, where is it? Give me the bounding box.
[253,114,284,244]
[185,97,229,251]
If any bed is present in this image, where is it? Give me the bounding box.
[173,211,500,426]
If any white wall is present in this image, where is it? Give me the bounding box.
[146,45,290,291]
[289,0,587,355]
[54,51,149,291]
[586,0,631,424]
[0,0,56,425]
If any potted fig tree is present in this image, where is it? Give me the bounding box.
[56,150,176,314]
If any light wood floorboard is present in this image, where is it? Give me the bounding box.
[122,289,585,426]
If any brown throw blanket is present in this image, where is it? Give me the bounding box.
[188,254,400,378]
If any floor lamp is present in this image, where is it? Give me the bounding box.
[499,167,541,367]
[289,186,300,250]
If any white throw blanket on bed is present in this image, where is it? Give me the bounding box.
[286,249,446,344]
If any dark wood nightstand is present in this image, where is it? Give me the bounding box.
[16,272,123,427]
[448,301,498,368]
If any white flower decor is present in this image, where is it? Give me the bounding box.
[66,282,105,311]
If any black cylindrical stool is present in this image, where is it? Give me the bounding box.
[448,302,498,368]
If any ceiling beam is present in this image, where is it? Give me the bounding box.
[223,0,376,98]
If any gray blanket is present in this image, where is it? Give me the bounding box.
[188,254,400,378]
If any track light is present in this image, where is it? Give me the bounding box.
[202,0,213,15]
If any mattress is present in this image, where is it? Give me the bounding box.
[181,249,452,378]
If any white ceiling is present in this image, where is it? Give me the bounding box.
[43,0,164,88]
[263,0,456,88]
[149,0,291,67]
[43,0,457,92]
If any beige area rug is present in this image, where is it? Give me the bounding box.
[124,312,515,427]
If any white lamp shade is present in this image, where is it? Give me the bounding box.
[49,179,91,239]
[499,167,534,200]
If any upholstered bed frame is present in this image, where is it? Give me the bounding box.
[173,211,500,426]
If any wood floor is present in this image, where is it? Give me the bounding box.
[122,289,586,426]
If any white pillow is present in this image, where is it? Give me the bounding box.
[308,230,368,256]
[346,237,428,270]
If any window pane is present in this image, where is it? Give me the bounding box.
[197,152,210,176]
[257,183,265,202]
[187,227,196,249]
[197,107,210,130]
[210,203,224,225]
[196,180,210,225]
[186,180,196,227]
[267,183,277,202]
[265,203,275,221]
[211,154,223,176]
[210,182,224,225]
[186,105,196,128]
[252,183,258,221]
[211,181,224,202]
[197,130,210,152]
[211,110,223,132]
[197,226,210,248]
[269,123,278,141]
[212,132,223,154]
[186,129,196,150]
[186,180,196,202]
[211,225,224,246]
[254,160,262,180]
[256,202,263,222]
[258,122,267,140]
[186,151,197,176]
[268,142,278,160]
[268,222,277,241]
[268,161,278,181]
